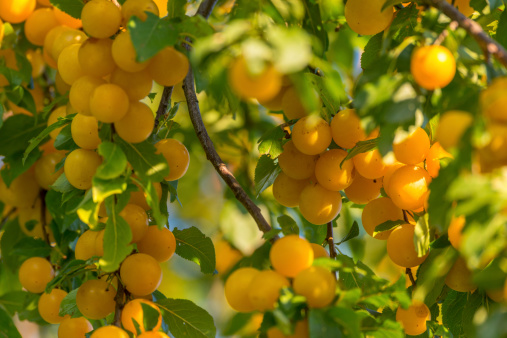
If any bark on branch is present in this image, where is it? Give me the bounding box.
[423,0,507,67]
[179,0,272,234]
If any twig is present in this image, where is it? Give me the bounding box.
[326,222,337,259]
[196,0,218,19]
[434,21,459,45]
[113,274,126,327]
[423,0,507,67]
[154,86,174,128]
[40,190,51,245]
[402,210,409,223]
[406,267,417,286]
[0,207,17,230]
[180,0,272,234]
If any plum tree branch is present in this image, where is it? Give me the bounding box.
[180,0,272,234]
[155,86,174,128]
[422,0,507,67]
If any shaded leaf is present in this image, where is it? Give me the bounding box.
[98,200,133,272]
[0,115,46,157]
[128,13,179,62]
[173,227,216,274]
[95,142,128,180]
[254,155,281,197]
[114,136,169,182]
[277,215,299,235]
[157,298,216,338]
[337,221,359,245]
[50,0,84,19]
[373,220,404,237]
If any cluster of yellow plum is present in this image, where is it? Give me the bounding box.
[224,235,335,337]
[16,219,177,337]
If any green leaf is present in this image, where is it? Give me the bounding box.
[442,290,467,337]
[340,138,379,168]
[267,26,313,73]
[413,247,457,306]
[0,104,4,129]
[1,149,41,187]
[337,221,359,245]
[361,33,383,70]
[49,0,84,19]
[167,0,186,18]
[325,307,362,337]
[414,213,430,257]
[46,259,90,293]
[92,177,127,204]
[51,173,75,193]
[430,234,451,249]
[128,13,179,62]
[489,0,504,11]
[11,238,52,258]
[7,87,36,115]
[0,219,26,271]
[173,227,216,275]
[0,291,28,315]
[0,115,46,157]
[309,308,344,338]
[373,220,404,237]
[258,125,286,158]
[302,0,328,54]
[54,124,79,151]
[98,201,133,272]
[157,298,216,338]
[114,135,169,182]
[23,114,74,164]
[0,306,22,338]
[95,142,128,180]
[58,289,82,318]
[222,313,254,336]
[381,0,404,11]
[140,302,161,332]
[496,9,507,53]
[277,215,299,235]
[135,176,167,227]
[254,154,281,197]
[166,180,181,205]
[76,191,100,229]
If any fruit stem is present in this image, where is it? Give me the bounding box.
[406,267,416,287]
[326,222,337,259]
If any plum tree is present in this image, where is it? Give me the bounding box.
[0,0,505,337]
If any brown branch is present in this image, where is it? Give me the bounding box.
[154,86,174,128]
[182,70,271,233]
[179,0,272,234]
[423,0,507,67]
[326,222,337,259]
[406,267,417,287]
